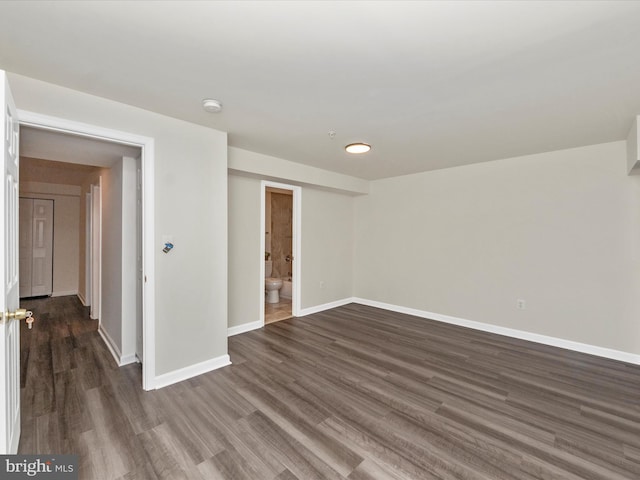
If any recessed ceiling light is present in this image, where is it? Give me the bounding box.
[345,143,371,154]
[202,98,223,113]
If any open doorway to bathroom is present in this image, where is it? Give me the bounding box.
[261,181,301,325]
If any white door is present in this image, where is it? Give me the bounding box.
[30,199,53,296]
[19,198,53,298]
[0,70,22,453]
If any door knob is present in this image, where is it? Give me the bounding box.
[2,308,35,328]
[6,308,28,320]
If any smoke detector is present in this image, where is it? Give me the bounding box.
[202,99,223,113]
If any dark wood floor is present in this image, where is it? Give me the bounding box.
[18,296,640,479]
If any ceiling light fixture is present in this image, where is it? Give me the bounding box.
[345,143,371,154]
[202,98,223,113]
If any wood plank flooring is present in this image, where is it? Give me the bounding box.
[18,296,640,479]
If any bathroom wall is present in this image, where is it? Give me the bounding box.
[270,191,293,278]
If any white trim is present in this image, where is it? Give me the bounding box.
[76,292,87,306]
[298,298,354,316]
[98,325,138,367]
[18,109,157,391]
[85,192,91,307]
[98,325,122,366]
[259,186,266,326]
[292,186,302,317]
[17,110,150,148]
[154,355,232,389]
[231,296,353,334]
[141,140,155,390]
[89,182,101,322]
[51,290,77,298]
[260,180,302,327]
[352,298,640,366]
[8,429,19,458]
[228,320,263,337]
[120,353,138,366]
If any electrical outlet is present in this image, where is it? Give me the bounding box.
[517,299,526,310]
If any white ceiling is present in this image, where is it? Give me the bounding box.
[2,1,640,180]
[20,126,141,168]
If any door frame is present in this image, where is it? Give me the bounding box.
[17,110,157,391]
[260,180,301,325]
[89,181,102,322]
[84,191,92,307]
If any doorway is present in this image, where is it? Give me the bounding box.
[17,111,156,391]
[261,181,301,325]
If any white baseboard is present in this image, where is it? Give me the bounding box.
[352,297,640,366]
[77,292,88,306]
[120,353,138,366]
[98,325,123,367]
[98,325,138,367]
[154,355,232,389]
[228,320,263,337]
[298,297,354,317]
[227,297,354,337]
[52,290,78,298]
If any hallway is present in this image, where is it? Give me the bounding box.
[18,296,152,479]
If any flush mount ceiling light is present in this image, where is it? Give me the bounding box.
[345,143,371,154]
[202,98,223,113]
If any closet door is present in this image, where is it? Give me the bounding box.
[19,198,53,298]
[30,199,53,296]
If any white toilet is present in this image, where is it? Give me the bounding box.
[265,260,283,304]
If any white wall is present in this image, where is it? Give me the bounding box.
[100,163,123,351]
[10,73,229,377]
[228,170,356,329]
[121,156,138,360]
[19,183,80,296]
[228,146,369,195]
[300,187,354,309]
[100,157,137,362]
[228,174,261,328]
[354,141,640,356]
[52,196,80,296]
